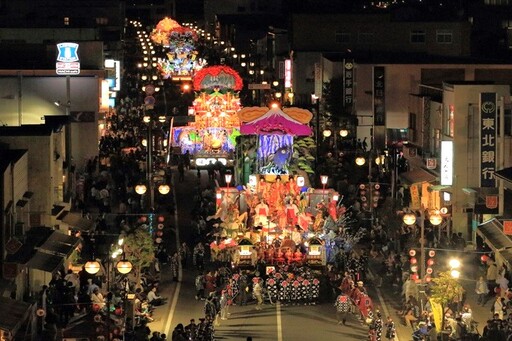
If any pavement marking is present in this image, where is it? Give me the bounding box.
[276,302,283,341]
[369,269,400,341]
[164,172,182,336]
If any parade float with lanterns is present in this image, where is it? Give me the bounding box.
[206,102,359,269]
[150,17,206,80]
[170,65,243,168]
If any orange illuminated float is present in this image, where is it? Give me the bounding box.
[171,65,243,168]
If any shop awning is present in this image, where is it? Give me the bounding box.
[58,211,94,231]
[495,167,512,183]
[26,251,64,273]
[399,168,437,185]
[476,218,512,252]
[0,297,33,336]
[429,184,452,192]
[38,232,79,257]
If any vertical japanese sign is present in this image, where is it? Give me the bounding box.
[480,92,497,187]
[410,184,421,210]
[440,141,453,186]
[373,66,385,126]
[343,59,354,111]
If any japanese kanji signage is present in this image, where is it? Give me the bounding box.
[373,66,385,126]
[440,141,453,186]
[343,59,354,110]
[480,92,497,187]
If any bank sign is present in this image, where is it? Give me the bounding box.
[56,42,80,75]
[480,92,497,188]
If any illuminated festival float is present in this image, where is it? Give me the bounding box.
[207,102,358,269]
[171,65,243,168]
[150,17,206,80]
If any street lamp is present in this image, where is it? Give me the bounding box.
[339,129,349,138]
[158,184,171,195]
[320,175,328,199]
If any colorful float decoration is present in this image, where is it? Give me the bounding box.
[171,65,243,168]
[150,17,206,80]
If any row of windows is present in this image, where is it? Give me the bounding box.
[335,30,453,44]
[63,17,109,26]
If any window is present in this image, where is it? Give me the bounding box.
[358,32,374,44]
[64,17,70,26]
[410,30,426,43]
[96,17,108,25]
[335,31,350,43]
[436,30,453,44]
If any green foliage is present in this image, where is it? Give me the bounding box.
[123,227,156,286]
[430,271,464,307]
[323,76,345,125]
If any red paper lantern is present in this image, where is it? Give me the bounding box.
[411,273,419,281]
[156,230,163,237]
[139,216,147,223]
[158,216,165,223]
[426,267,433,274]
[410,257,417,264]
[425,275,432,282]
[409,249,416,257]
[481,255,489,263]
[428,250,436,258]
[427,259,435,266]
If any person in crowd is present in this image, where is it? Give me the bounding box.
[334,291,351,325]
[476,275,490,305]
[90,287,105,311]
[253,278,264,310]
[147,287,166,307]
[385,316,396,341]
[219,290,230,320]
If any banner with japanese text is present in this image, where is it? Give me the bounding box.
[480,92,497,187]
[343,59,354,111]
[410,184,421,210]
[373,66,385,126]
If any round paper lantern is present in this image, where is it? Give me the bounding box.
[116,260,133,274]
[155,237,163,244]
[425,275,432,282]
[410,257,417,264]
[426,267,433,274]
[158,216,165,223]
[428,250,436,258]
[139,216,147,223]
[481,254,489,263]
[84,260,101,275]
[403,213,417,226]
[411,273,419,281]
[429,213,443,226]
[156,230,163,237]
[409,249,417,257]
[36,308,46,317]
[410,265,418,273]
[157,223,164,229]
[427,259,435,266]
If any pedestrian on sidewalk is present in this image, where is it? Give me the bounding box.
[195,273,205,300]
[220,290,230,320]
[253,279,264,310]
[476,276,490,305]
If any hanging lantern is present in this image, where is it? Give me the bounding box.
[156,230,163,237]
[409,249,417,257]
[426,267,433,274]
[411,273,419,281]
[410,265,418,273]
[155,237,163,244]
[481,254,489,263]
[427,259,435,266]
[157,223,164,229]
[425,275,432,283]
[158,216,165,223]
[158,184,171,195]
[85,260,101,274]
[116,260,133,274]
[135,184,147,195]
[429,212,443,226]
[428,250,436,258]
[139,216,147,223]
[410,257,417,265]
[403,213,417,226]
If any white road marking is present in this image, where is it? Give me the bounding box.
[276,302,283,341]
[369,269,400,341]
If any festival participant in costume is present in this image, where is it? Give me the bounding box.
[313,201,326,231]
[253,199,270,227]
[270,176,285,205]
[328,198,338,221]
[278,278,290,305]
[335,291,351,325]
[311,277,320,305]
[285,248,294,265]
[285,176,300,197]
[291,226,302,248]
[301,276,312,305]
[265,275,278,304]
[291,277,301,305]
[285,197,299,227]
[371,311,383,341]
[385,316,396,341]
[293,248,303,264]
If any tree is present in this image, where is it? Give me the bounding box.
[123,226,156,288]
[430,271,464,331]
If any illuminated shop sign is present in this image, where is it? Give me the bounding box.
[480,92,497,187]
[284,59,292,88]
[440,141,453,186]
[344,59,354,107]
[56,42,80,75]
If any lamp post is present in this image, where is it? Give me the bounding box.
[403,208,443,283]
[320,175,328,200]
[85,240,133,341]
[311,93,320,171]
